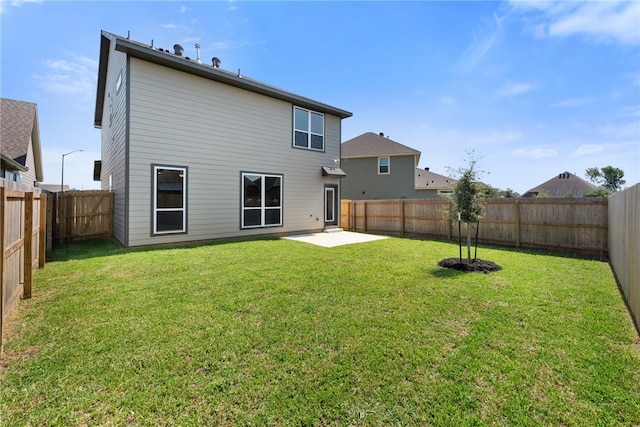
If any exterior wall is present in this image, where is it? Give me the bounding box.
[341,155,439,199]
[100,48,128,245]
[125,58,342,247]
[19,138,37,186]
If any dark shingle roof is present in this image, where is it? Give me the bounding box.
[342,132,421,158]
[523,171,597,197]
[1,98,38,166]
[415,168,456,190]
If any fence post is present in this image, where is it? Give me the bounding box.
[401,201,405,236]
[514,200,521,248]
[23,192,34,299]
[39,194,46,268]
[363,202,367,232]
[1,187,5,356]
[58,192,64,245]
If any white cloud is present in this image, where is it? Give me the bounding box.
[467,130,523,145]
[0,0,41,13]
[211,39,266,51]
[552,97,595,108]
[498,82,536,97]
[571,144,604,157]
[180,5,188,13]
[514,147,558,159]
[33,53,98,96]
[512,1,640,46]
[456,11,508,73]
[441,95,458,106]
[162,23,178,29]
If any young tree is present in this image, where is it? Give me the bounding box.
[585,166,625,193]
[448,154,485,261]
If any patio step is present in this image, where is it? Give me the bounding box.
[323,227,343,233]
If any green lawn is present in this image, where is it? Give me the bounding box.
[1,237,639,426]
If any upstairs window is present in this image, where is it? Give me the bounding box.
[153,165,187,234]
[293,107,324,151]
[378,157,390,174]
[242,172,282,228]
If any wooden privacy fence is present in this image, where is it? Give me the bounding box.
[341,198,608,257]
[608,184,640,332]
[57,190,113,243]
[1,182,46,355]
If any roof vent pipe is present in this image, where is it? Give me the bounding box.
[195,43,202,64]
[379,132,384,137]
[173,44,184,56]
[212,57,221,68]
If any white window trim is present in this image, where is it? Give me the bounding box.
[241,172,283,229]
[378,157,390,175]
[293,106,324,151]
[153,165,187,235]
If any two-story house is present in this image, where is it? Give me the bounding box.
[341,132,455,200]
[0,98,44,187]
[94,31,351,247]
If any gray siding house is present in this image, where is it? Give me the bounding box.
[0,98,43,187]
[94,31,351,247]
[341,132,454,200]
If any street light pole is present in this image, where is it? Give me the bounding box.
[61,149,83,192]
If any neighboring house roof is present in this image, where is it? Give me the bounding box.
[1,153,28,172]
[415,167,456,191]
[523,171,597,197]
[94,31,353,128]
[0,97,44,181]
[342,132,421,161]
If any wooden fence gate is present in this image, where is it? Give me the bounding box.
[56,191,113,244]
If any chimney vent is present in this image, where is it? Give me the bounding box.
[195,43,202,64]
[212,57,221,68]
[173,44,184,56]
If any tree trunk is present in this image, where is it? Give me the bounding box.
[466,222,471,260]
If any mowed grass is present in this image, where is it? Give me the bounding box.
[1,237,639,426]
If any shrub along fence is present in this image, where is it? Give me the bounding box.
[608,183,639,332]
[341,197,608,258]
[1,180,46,355]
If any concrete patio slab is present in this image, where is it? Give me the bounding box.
[283,231,388,248]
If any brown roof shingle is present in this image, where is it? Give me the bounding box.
[415,168,456,190]
[1,98,38,166]
[523,171,597,197]
[342,132,421,158]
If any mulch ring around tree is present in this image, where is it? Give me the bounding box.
[438,258,502,273]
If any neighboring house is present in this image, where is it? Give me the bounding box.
[522,171,597,197]
[94,31,352,247]
[0,98,44,186]
[341,132,455,199]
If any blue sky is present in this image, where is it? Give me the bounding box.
[1,0,638,193]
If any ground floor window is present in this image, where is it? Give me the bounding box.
[242,172,282,228]
[153,165,186,234]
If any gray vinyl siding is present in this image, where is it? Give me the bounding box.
[100,48,128,244]
[341,155,439,200]
[21,138,37,186]
[126,58,342,247]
